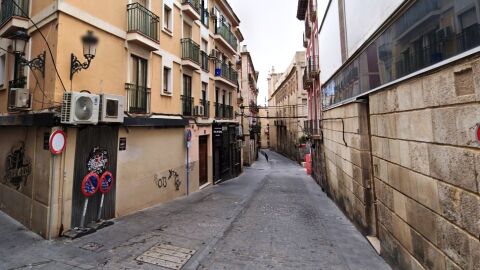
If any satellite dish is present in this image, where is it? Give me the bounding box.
[75,96,93,120]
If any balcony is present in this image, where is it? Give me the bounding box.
[214,20,238,54]
[200,99,210,117]
[305,18,311,37]
[303,33,308,48]
[303,70,312,90]
[224,105,233,119]
[181,95,194,116]
[309,0,317,22]
[200,50,209,72]
[181,0,201,20]
[126,83,151,114]
[215,62,238,86]
[0,0,29,38]
[126,3,160,51]
[249,100,259,114]
[215,102,223,118]
[181,38,200,69]
[201,9,209,28]
[308,55,319,79]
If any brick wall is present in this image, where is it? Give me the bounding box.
[369,55,480,270]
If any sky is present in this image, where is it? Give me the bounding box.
[229,0,305,105]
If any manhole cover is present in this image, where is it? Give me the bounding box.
[136,244,196,269]
[81,242,104,251]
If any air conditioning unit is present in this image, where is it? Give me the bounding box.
[194,105,205,116]
[211,7,218,19]
[210,49,219,59]
[61,92,100,125]
[8,88,31,109]
[99,94,124,123]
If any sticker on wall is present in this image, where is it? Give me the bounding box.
[99,171,114,194]
[4,142,32,191]
[81,172,100,197]
[87,147,109,175]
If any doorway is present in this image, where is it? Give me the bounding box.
[199,135,208,186]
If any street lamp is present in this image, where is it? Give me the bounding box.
[10,30,46,77]
[70,30,99,80]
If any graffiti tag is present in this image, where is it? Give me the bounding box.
[87,147,109,175]
[4,142,32,190]
[154,170,182,191]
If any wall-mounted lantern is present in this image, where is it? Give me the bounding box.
[70,31,98,80]
[10,30,46,77]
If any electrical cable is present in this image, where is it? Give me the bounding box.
[11,0,68,92]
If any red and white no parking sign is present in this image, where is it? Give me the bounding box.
[49,130,66,155]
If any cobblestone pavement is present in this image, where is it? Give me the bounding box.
[0,150,390,270]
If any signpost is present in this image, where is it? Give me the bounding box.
[88,171,115,230]
[186,129,192,196]
[47,130,66,239]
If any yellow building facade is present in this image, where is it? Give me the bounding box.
[0,0,243,238]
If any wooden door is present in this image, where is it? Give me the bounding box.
[71,126,118,227]
[199,136,208,186]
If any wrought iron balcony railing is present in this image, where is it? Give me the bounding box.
[181,38,200,64]
[216,62,238,83]
[127,2,160,41]
[215,102,223,118]
[182,0,201,15]
[0,0,29,26]
[126,83,151,114]
[181,95,194,116]
[215,20,238,49]
[200,50,209,72]
[200,99,210,117]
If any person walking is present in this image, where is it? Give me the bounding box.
[261,150,269,162]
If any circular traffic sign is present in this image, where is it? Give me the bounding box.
[49,130,66,155]
[99,171,114,194]
[186,129,192,142]
[81,172,99,197]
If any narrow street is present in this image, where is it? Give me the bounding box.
[0,150,389,270]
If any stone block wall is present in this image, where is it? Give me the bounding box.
[369,55,480,270]
[322,102,376,235]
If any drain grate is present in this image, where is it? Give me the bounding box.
[136,244,196,269]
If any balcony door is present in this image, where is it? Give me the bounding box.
[130,55,148,113]
[183,75,192,115]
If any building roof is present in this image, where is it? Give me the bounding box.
[297,0,308,20]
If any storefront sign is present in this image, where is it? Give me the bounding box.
[4,142,31,190]
[119,138,127,151]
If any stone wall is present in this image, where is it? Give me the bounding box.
[369,55,480,270]
[322,102,376,235]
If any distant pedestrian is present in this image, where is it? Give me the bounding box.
[261,151,269,162]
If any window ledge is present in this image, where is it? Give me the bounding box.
[162,28,173,37]
[161,91,173,97]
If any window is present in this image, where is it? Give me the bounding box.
[201,82,207,101]
[163,67,172,94]
[128,55,149,113]
[322,0,480,108]
[164,5,172,32]
[183,22,192,38]
[0,54,5,89]
[182,75,193,116]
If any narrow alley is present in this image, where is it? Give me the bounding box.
[0,150,388,270]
